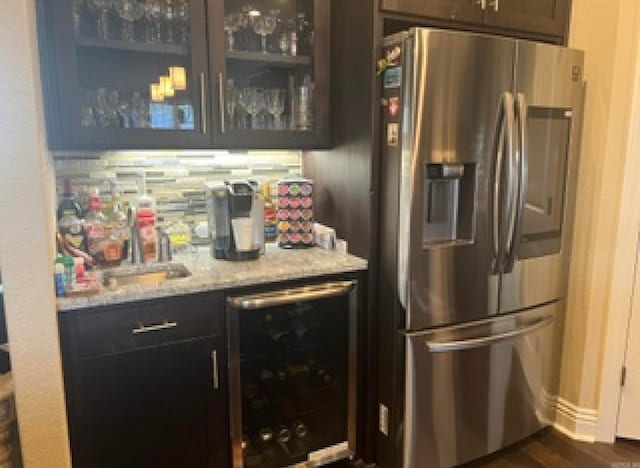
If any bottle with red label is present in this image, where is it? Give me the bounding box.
[135,176,158,263]
[85,188,122,266]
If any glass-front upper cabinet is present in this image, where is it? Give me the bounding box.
[208,0,330,149]
[39,0,210,149]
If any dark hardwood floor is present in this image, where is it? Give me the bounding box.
[464,429,640,467]
[331,429,640,467]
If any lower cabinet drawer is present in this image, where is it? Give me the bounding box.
[71,293,224,357]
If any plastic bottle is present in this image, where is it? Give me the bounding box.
[54,262,66,298]
[85,188,122,265]
[135,176,158,262]
[110,188,130,260]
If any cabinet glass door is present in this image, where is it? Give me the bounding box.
[47,0,210,149]
[210,0,329,149]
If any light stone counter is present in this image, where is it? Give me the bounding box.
[57,245,367,312]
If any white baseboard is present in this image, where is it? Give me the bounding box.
[553,396,598,443]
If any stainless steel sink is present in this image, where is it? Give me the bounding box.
[102,263,192,287]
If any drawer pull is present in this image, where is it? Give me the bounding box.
[132,321,178,335]
[211,350,219,389]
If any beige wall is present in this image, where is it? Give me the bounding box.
[0,0,72,466]
[561,0,640,410]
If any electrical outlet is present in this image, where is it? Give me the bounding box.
[379,403,389,436]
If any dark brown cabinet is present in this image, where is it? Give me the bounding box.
[37,0,330,150]
[59,293,230,468]
[380,0,571,40]
[483,0,570,38]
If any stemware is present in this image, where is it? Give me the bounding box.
[175,0,190,45]
[144,0,163,42]
[225,80,239,130]
[71,0,85,37]
[80,89,97,127]
[265,88,285,129]
[114,0,144,41]
[223,13,243,51]
[88,0,113,39]
[239,87,265,129]
[252,13,277,53]
[162,0,176,44]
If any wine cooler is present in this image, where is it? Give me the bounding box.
[227,280,358,468]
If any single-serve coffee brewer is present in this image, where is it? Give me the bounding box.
[206,181,263,261]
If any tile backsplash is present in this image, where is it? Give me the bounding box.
[53,150,302,228]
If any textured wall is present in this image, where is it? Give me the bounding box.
[0,0,73,467]
[560,0,640,410]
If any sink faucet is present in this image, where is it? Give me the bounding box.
[128,206,143,265]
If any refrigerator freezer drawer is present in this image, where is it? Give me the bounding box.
[404,303,560,468]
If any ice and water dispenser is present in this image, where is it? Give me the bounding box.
[423,163,475,245]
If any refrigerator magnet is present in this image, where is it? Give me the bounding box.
[388,97,400,117]
[383,67,402,89]
[387,123,399,146]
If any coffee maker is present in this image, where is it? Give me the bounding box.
[207,181,261,261]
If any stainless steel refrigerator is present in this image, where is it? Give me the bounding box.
[377,28,584,468]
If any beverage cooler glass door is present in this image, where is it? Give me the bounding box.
[48,0,211,148]
[499,41,584,314]
[394,29,515,331]
[404,302,560,468]
[227,281,357,468]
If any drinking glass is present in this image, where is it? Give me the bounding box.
[278,32,290,55]
[88,0,113,39]
[114,0,143,41]
[175,0,189,45]
[80,89,97,127]
[265,88,285,129]
[94,88,111,127]
[162,0,176,44]
[224,13,242,51]
[144,0,163,42]
[252,13,277,53]
[72,0,84,37]
[239,87,265,129]
[225,80,239,130]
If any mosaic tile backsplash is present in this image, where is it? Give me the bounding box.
[53,150,302,229]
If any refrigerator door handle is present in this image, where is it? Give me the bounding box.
[491,91,515,274]
[425,315,553,353]
[505,93,528,273]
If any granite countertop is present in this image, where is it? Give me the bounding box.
[57,245,367,312]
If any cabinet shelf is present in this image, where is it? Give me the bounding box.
[226,50,312,66]
[75,36,189,56]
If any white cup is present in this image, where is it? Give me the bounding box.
[231,217,255,251]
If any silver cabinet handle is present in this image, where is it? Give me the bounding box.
[426,316,553,353]
[132,321,178,335]
[489,0,499,11]
[211,349,219,389]
[199,72,207,134]
[505,93,528,273]
[218,72,226,133]
[228,280,355,310]
[475,0,487,10]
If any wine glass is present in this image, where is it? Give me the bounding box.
[144,0,162,42]
[162,0,176,44]
[239,87,265,129]
[88,0,113,39]
[114,0,143,41]
[223,13,242,51]
[225,80,239,130]
[265,88,285,129]
[175,0,189,45]
[71,0,85,37]
[80,89,97,127]
[252,13,277,53]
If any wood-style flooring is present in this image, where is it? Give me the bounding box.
[464,429,640,467]
[332,429,640,467]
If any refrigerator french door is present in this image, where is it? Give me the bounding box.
[378,28,584,468]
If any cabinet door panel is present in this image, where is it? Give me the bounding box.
[380,0,484,24]
[41,0,211,149]
[69,336,230,468]
[484,0,570,38]
[208,0,330,149]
